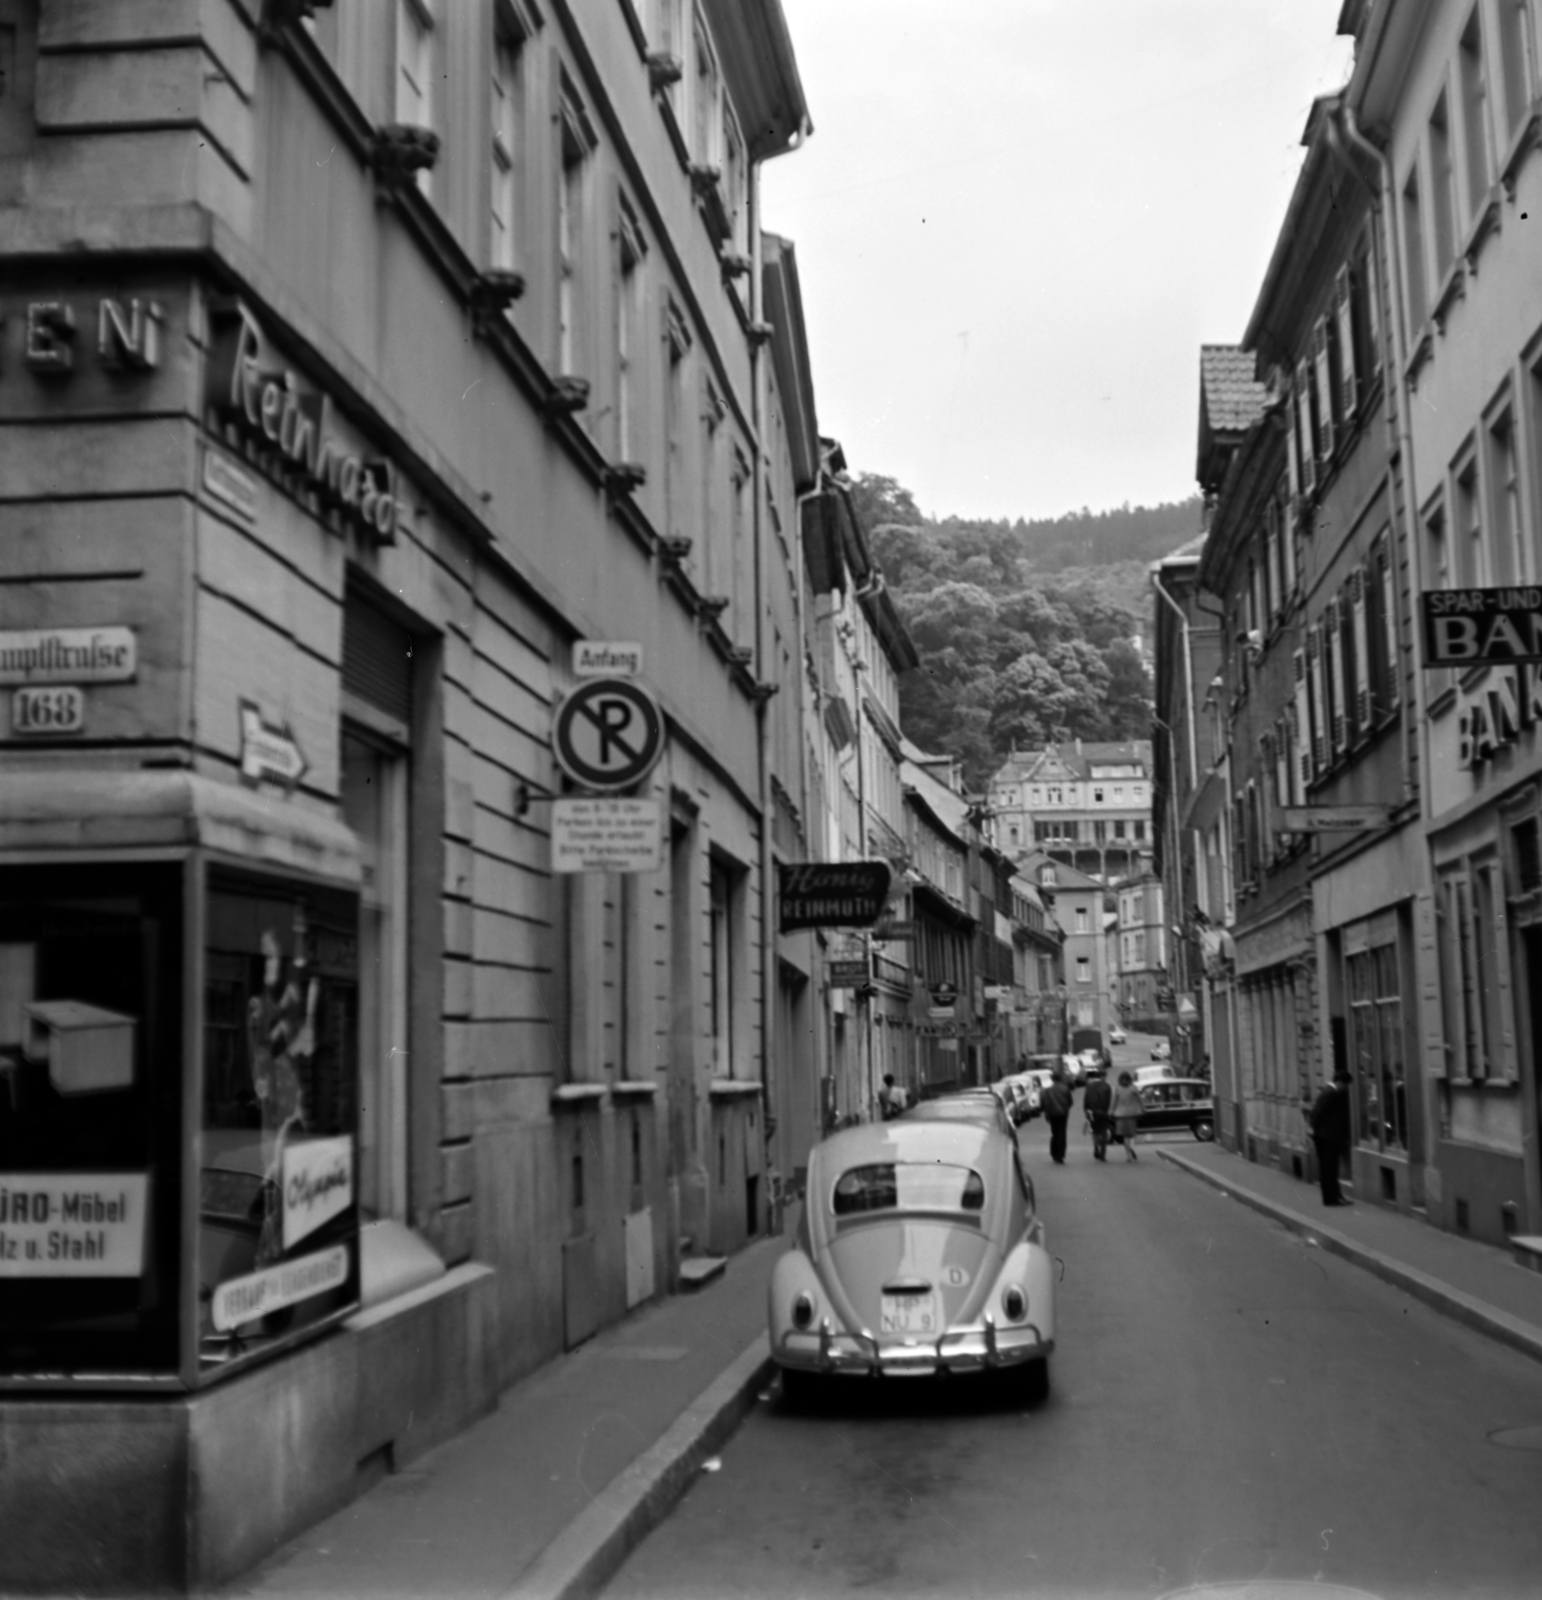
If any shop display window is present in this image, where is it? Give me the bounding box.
[199,870,359,1375]
[0,863,183,1378]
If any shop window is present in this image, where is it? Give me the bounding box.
[0,864,184,1378]
[1347,943,1408,1152]
[200,871,359,1373]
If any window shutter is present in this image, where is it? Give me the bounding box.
[1296,361,1317,494]
[1287,689,1307,804]
[1313,319,1336,461]
[1285,384,1302,504]
[1281,490,1298,595]
[1379,542,1399,708]
[1264,517,1279,620]
[1363,244,1383,382]
[1336,265,1359,420]
[1326,598,1347,752]
[343,595,414,724]
[1351,567,1372,728]
[1309,625,1329,769]
[1274,717,1291,809]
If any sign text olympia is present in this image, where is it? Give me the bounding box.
[551,677,666,791]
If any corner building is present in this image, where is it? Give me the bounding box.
[0,0,812,1589]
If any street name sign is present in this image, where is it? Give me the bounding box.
[1421,586,1542,665]
[551,677,665,791]
[551,798,664,873]
[777,861,892,931]
[0,626,136,685]
[1281,804,1392,832]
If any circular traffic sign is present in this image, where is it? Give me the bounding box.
[551,677,665,791]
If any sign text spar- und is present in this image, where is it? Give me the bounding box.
[1422,586,1542,665]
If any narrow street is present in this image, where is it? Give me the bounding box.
[603,1104,1542,1600]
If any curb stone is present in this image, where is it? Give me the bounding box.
[499,1334,773,1600]
[1159,1149,1542,1371]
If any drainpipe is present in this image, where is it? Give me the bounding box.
[1332,103,1442,1206]
[1152,572,1198,795]
[747,160,780,1232]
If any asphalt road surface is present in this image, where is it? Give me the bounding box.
[604,1106,1542,1600]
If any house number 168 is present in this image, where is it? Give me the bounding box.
[11,686,85,734]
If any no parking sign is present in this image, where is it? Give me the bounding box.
[551,677,665,792]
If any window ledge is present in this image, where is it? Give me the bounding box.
[709,1078,763,1099]
[1405,324,1434,388]
[1462,191,1503,275]
[552,1083,607,1108]
[611,1080,659,1098]
[1430,259,1465,333]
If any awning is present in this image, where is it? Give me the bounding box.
[0,769,361,884]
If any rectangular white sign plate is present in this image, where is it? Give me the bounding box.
[0,627,136,685]
[1281,805,1392,832]
[12,685,85,735]
[212,1244,350,1332]
[0,1173,149,1277]
[203,446,259,522]
[552,797,664,873]
[574,641,643,677]
[281,1135,354,1251]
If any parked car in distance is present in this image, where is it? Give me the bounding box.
[904,1089,1014,1138]
[768,1117,1056,1403]
[995,1074,1041,1125]
[1108,1026,1127,1045]
[1133,1064,1178,1088]
[1135,1078,1215,1141]
[1150,1038,1172,1061]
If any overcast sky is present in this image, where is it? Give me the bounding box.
[760,1,1354,524]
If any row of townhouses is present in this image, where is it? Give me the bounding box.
[1155,0,1542,1249]
[0,1,1064,1589]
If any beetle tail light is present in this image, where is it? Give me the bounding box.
[1000,1284,1027,1323]
[792,1291,816,1330]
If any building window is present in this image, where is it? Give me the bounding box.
[664,298,690,550]
[1402,166,1428,333]
[1455,454,1485,586]
[1134,820,1145,842]
[708,857,742,1077]
[557,77,594,379]
[691,8,721,165]
[1438,862,1507,1080]
[1498,0,1538,143]
[490,10,528,271]
[396,0,435,198]
[1458,7,1492,219]
[1075,907,1089,934]
[617,198,646,462]
[1487,402,1525,585]
[1347,942,1407,1153]
[1076,957,1091,984]
[1429,91,1458,282]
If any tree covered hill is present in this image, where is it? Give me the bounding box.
[851,475,1202,787]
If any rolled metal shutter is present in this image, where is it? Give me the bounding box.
[342,596,413,725]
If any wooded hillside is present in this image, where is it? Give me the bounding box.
[851,475,1201,787]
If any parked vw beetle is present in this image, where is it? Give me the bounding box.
[769,1119,1055,1403]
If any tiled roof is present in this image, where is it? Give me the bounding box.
[1199,345,1267,435]
[991,741,1152,786]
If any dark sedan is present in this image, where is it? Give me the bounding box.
[1135,1078,1215,1141]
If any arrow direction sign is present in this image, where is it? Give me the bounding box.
[239,701,308,791]
[1281,804,1392,833]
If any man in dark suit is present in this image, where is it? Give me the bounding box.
[1308,1067,1354,1206]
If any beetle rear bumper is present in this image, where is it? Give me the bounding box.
[775,1318,1053,1378]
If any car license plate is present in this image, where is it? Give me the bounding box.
[880,1291,940,1335]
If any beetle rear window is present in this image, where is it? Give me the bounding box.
[832,1163,985,1216]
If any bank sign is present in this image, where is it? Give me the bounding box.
[1421,587,1542,665]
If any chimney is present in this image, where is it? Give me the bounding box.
[1075,737,1082,755]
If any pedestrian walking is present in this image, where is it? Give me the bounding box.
[1307,1067,1353,1205]
[1082,1069,1113,1161]
[1109,1070,1143,1161]
[1041,1070,1075,1164]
